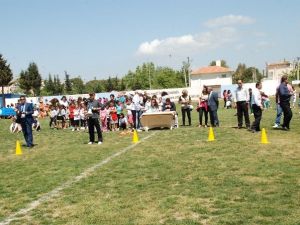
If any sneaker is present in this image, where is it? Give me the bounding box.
[88,142,93,145]
[72,128,75,131]
[98,141,102,145]
[272,124,279,128]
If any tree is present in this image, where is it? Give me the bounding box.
[19,62,42,96]
[53,75,64,95]
[43,74,55,95]
[85,80,104,93]
[115,76,120,91]
[64,72,72,94]
[0,54,13,107]
[119,78,126,91]
[209,60,229,68]
[233,63,263,83]
[19,70,32,95]
[70,77,85,94]
[105,76,114,92]
[29,63,42,96]
[233,63,247,83]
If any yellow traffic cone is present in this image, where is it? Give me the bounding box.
[261,128,269,144]
[207,127,215,142]
[132,129,139,143]
[16,140,22,155]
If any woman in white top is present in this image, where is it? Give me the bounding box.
[179,89,192,126]
[146,98,160,113]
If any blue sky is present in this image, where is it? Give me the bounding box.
[1,0,300,81]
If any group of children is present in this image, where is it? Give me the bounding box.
[46,95,134,132]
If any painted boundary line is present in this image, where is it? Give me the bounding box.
[0,132,157,225]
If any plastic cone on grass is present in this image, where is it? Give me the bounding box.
[261,128,269,144]
[132,129,139,143]
[208,127,215,142]
[15,140,22,155]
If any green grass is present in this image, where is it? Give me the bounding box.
[0,102,300,225]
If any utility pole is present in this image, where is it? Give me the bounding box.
[187,57,191,87]
[148,62,152,90]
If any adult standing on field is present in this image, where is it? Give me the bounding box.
[278,75,293,130]
[207,87,219,127]
[15,95,35,148]
[233,80,250,129]
[87,93,103,145]
[179,89,192,126]
[250,82,263,133]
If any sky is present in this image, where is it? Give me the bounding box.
[1,0,300,81]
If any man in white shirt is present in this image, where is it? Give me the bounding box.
[132,90,143,130]
[234,80,250,129]
[250,82,263,133]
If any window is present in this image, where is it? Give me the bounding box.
[221,74,227,78]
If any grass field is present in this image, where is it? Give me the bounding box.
[0,103,300,225]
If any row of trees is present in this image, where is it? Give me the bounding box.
[1,53,280,106]
[42,62,187,96]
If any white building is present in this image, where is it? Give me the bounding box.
[265,60,293,82]
[190,61,234,96]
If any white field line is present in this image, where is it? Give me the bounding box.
[0,132,157,225]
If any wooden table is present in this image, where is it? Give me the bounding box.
[140,111,176,131]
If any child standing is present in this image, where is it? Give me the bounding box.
[126,98,134,130]
[100,106,108,132]
[73,103,81,131]
[116,101,123,128]
[49,106,57,128]
[108,101,118,131]
[80,102,87,130]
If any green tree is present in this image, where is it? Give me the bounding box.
[119,78,126,91]
[233,63,247,83]
[105,76,114,92]
[233,63,262,83]
[85,80,104,93]
[53,75,64,95]
[0,54,13,107]
[70,77,85,94]
[113,76,119,91]
[43,74,55,95]
[19,70,32,95]
[19,62,42,96]
[64,72,72,94]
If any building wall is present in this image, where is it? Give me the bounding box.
[267,67,293,81]
[190,72,232,89]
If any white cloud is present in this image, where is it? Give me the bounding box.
[136,14,261,56]
[137,27,238,55]
[204,14,255,28]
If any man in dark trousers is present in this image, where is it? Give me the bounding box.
[278,75,293,130]
[250,82,263,133]
[207,87,219,127]
[233,80,250,129]
[15,95,34,148]
[87,93,103,144]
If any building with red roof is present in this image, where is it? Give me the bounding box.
[190,60,234,95]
